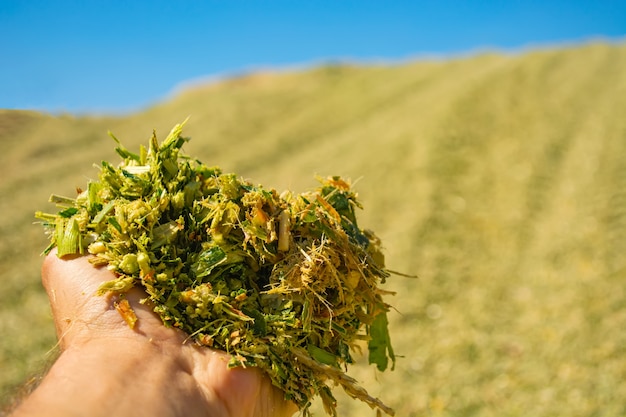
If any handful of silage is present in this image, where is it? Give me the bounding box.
[36,122,396,416]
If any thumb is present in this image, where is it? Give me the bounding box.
[41,251,126,348]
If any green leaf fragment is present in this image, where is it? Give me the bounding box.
[308,344,339,367]
[368,309,396,372]
[107,216,123,233]
[243,308,267,336]
[58,207,79,218]
[191,246,227,278]
[92,201,115,225]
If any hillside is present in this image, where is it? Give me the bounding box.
[2,41,626,416]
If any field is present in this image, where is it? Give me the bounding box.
[1,41,626,416]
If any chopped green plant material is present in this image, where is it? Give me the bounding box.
[36,121,396,416]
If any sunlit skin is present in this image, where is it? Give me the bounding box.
[10,251,297,417]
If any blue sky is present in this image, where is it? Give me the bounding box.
[1,0,624,114]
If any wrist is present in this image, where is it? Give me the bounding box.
[13,336,219,417]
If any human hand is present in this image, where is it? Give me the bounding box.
[11,251,297,417]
